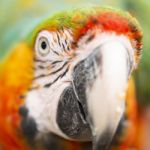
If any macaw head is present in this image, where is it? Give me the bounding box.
[0,6,142,150]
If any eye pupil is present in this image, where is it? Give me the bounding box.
[41,41,47,50]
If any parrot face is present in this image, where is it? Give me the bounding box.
[11,7,142,150]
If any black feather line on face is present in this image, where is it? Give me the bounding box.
[56,32,61,47]
[44,66,69,88]
[62,43,67,53]
[34,61,68,80]
[34,58,51,63]
[51,49,60,56]
[52,60,63,65]
[50,61,68,75]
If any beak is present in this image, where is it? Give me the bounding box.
[72,40,133,149]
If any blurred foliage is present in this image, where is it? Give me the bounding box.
[0,0,150,105]
[123,0,150,106]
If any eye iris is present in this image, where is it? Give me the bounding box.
[41,41,47,50]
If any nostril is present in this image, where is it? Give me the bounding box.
[21,117,38,140]
[19,106,28,118]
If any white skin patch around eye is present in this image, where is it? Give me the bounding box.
[38,37,50,56]
[35,30,53,59]
[34,29,74,63]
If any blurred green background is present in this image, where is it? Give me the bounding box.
[0,0,150,106]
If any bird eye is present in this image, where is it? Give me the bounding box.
[38,37,50,56]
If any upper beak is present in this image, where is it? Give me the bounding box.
[73,40,133,149]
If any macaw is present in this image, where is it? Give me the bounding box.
[0,6,143,150]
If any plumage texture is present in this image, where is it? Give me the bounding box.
[0,6,142,150]
[27,7,142,63]
[0,43,33,150]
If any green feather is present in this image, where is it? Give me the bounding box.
[26,6,142,48]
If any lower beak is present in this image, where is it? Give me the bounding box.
[73,40,131,149]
